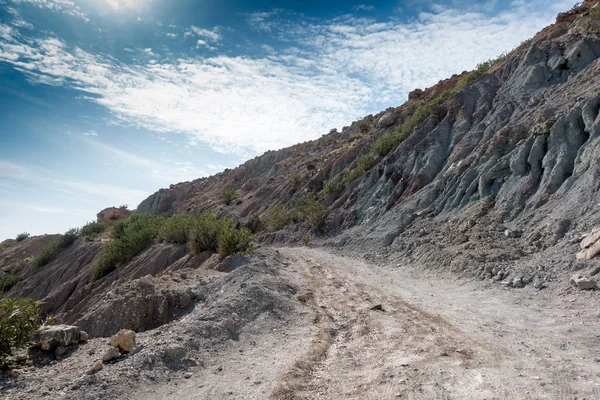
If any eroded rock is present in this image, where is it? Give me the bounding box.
[33,325,81,352]
[570,274,597,290]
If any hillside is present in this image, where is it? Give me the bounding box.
[2,2,600,399]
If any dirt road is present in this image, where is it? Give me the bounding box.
[269,247,600,399]
[134,247,600,399]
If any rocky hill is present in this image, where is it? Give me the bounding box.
[2,2,600,399]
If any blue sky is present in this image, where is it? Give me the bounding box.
[0,0,576,240]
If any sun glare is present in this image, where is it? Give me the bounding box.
[104,0,144,11]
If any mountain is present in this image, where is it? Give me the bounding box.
[2,2,600,399]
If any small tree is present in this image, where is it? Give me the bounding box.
[0,298,44,363]
[15,232,30,242]
[220,189,238,206]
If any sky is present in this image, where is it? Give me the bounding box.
[0,0,576,240]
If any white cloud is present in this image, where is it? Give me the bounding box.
[104,0,143,11]
[185,26,221,42]
[166,32,178,38]
[10,0,88,21]
[83,130,98,136]
[353,5,375,12]
[0,1,575,156]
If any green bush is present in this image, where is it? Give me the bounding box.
[80,221,105,237]
[220,189,238,206]
[33,228,80,269]
[188,213,231,254]
[157,215,197,244]
[15,232,30,242]
[0,298,44,363]
[263,205,290,232]
[246,213,263,233]
[297,193,328,232]
[93,213,256,280]
[93,214,166,280]
[0,275,21,294]
[218,227,254,259]
[290,172,303,188]
[343,154,376,186]
[320,178,344,199]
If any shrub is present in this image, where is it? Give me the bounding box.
[0,275,21,294]
[263,205,290,232]
[188,213,231,254]
[93,214,166,280]
[320,178,344,199]
[290,172,303,188]
[301,232,311,246]
[343,154,376,186]
[0,298,44,363]
[246,213,263,233]
[218,227,253,259]
[15,232,30,242]
[220,189,238,206]
[80,221,105,237]
[297,193,328,232]
[33,228,80,269]
[157,215,197,244]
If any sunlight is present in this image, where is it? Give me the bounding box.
[103,0,144,11]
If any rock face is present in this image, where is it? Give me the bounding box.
[33,325,81,352]
[96,207,132,225]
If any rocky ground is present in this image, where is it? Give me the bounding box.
[3,246,600,399]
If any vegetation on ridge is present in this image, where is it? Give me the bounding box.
[33,228,80,269]
[93,213,253,281]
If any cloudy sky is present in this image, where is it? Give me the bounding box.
[0,0,575,239]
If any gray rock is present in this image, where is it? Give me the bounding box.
[33,325,81,352]
[102,346,122,362]
[377,112,397,128]
[570,275,597,290]
[533,280,546,290]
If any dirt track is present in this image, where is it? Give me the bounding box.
[271,247,600,399]
[136,247,600,399]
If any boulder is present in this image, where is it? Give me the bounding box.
[111,329,136,353]
[79,331,89,342]
[33,325,81,352]
[570,275,597,290]
[377,112,397,128]
[576,240,600,259]
[96,207,132,225]
[102,347,121,362]
[580,230,600,249]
